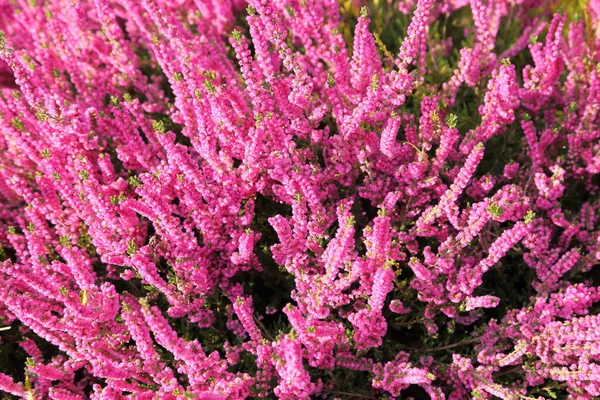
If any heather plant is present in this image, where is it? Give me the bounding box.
[0,0,599,399]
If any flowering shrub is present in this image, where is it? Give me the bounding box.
[0,0,599,398]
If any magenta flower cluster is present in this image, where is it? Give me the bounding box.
[0,0,599,399]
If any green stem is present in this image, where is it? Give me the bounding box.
[327,390,376,399]
[410,336,483,352]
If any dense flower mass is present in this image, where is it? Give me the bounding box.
[0,0,599,398]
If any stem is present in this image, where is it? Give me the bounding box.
[493,365,523,379]
[253,315,274,341]
[530,382,568,395]
[328,390,376,399]
[390,316,425,327]
[410,336,483,352]
[400,196,413,229]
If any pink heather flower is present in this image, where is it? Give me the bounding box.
[232,296,263,342]
[350,11,381,93]
[477,220,531,273]
[460,63,519,154]
[347,308,387,351]
[372,357,435,397]
[389,299,411,314]
[368,265,395,312]
[396,0,435,72]
[0,373,25,397]
[380,113,401,158]
[272,337,318,399]
[415,142,485,232]
[464,295,500,312]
